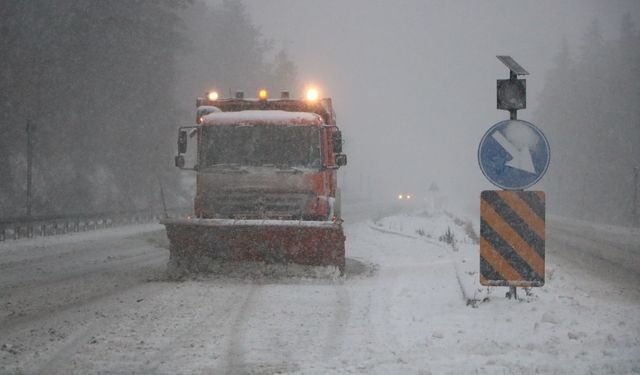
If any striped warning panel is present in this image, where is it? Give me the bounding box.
[480,190,545,287]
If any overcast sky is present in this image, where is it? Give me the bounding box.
[240,0,639,213]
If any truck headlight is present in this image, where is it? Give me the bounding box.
[306,88,319,101]
[207,91,219,101]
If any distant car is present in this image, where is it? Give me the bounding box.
[397,193,413,201]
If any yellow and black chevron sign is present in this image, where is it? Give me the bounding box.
[480,190,545,287]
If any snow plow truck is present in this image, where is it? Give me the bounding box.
[161,88,347,273]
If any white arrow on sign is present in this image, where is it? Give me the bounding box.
[491,131,536,173]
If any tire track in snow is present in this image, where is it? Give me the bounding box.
[0,227,170,374]
[357,265,463,371]
[0,251,166,331]
[368,269,410,366]
[0,248,165,297]
[224,283,262,374]
[0,254,164,335]
[368,220,472,304]
[320,281,351,361]
[222,278,351,373]
[142,283,249,374]
[348,225,414,368]
[347,223,464,370]
[29,282,168,375]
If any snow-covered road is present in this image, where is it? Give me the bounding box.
[1,211,639,374]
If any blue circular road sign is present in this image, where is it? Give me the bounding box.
[478,119,550,190]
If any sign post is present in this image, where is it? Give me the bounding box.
[478,57,550,300]
[26,121,34,218]
[634,167,639,227]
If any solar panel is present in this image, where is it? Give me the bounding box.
[497,56,529,75]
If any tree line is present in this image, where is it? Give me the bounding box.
[0,0,297,218]
[534,15,640,226]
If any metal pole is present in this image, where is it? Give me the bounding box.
[159,181,168,219]
[26,121,33,218]
[634,167,639,226]
[582,172,588,218]
[509,71,518,120]
[508,286,518,300]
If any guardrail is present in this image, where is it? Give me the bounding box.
[0,208,188,242]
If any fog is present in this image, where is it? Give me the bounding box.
[242,0,640,219]
[1,3,640,373]
[1,1,638,226]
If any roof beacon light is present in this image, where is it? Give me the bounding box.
[235,91,244,99]
[207,91,219,101]
[258,89,268,100]
[306,88,319,101]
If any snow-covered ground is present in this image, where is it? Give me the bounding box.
[0,208,639,374]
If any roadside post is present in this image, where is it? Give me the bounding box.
[26,121,35,237]
[634,167,639,227]
[26,120,33,218]
[478,56,550,300]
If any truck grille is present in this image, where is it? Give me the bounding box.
[200,191,315,219]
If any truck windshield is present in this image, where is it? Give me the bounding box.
[201,124,321,168]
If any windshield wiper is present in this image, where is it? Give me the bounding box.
[203,164,248,173]
[275,166,305,174]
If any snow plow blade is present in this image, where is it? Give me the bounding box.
[161,218,345,273]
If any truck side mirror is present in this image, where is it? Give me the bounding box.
[332,131,343,153]
[178,130,187,154]
[335,153,347,167]
[175,155,185,168]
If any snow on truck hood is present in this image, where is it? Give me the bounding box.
[202,110,323,126]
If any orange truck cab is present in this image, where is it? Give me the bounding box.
[175,90,346,221]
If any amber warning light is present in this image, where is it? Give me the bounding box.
[258,89,268,100]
